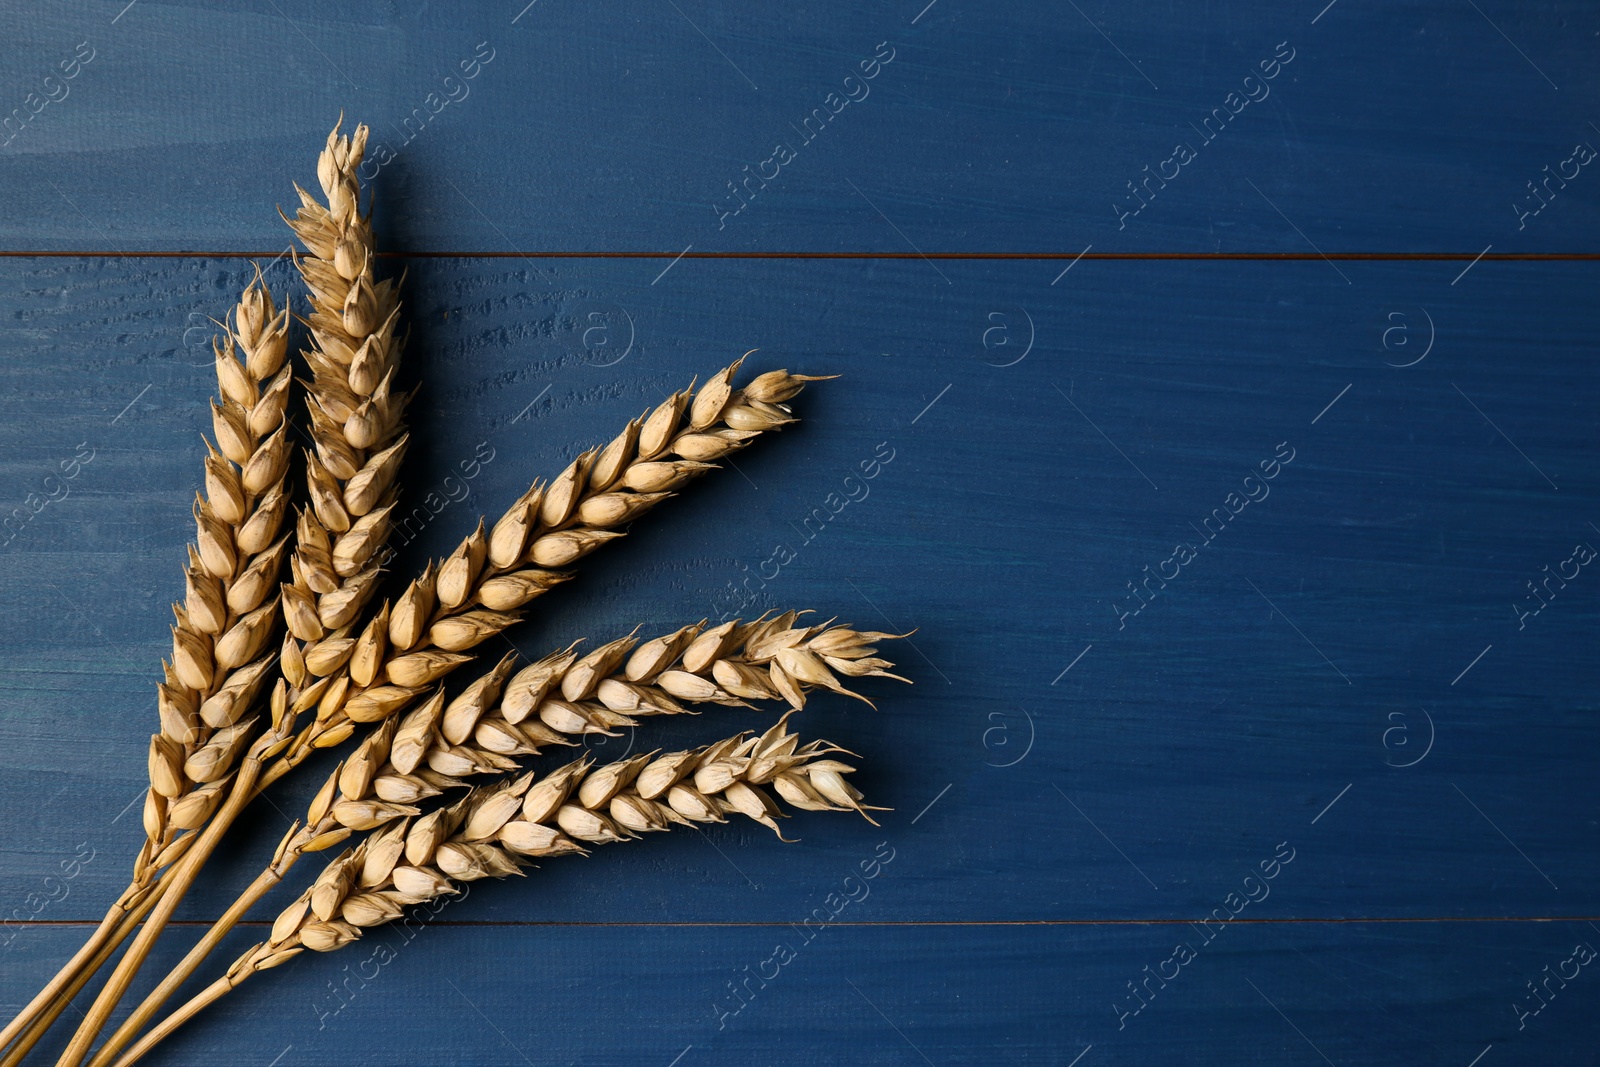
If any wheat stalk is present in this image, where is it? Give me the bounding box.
[0,872,170,1067]
[88,616,905,1066]
[110,718,877,1067]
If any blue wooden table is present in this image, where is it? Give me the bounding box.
[2,2,1597,1064]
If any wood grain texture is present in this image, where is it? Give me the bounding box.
[1,2,1597,1063]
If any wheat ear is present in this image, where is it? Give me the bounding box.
[90,616,905,1066]
[137,118,408,831]
[26,274,293,1067]
[168,118,410,810]
[112,718,874,1067]
[148,271,296,866]
[279,117,410,654]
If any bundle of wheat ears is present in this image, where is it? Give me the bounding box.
[0,120,909,1067]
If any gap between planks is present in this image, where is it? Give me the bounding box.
[1,251,1598,261]
[14,916,1600,928]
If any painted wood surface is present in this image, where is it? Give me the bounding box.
[0,2,1596,252]
[1,1,1597,1065]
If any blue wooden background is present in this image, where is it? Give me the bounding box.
[2,1,1597,1064]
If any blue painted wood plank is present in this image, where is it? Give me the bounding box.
[0,256,1594,948]
[0,2,1596,252]
[8,917,1600,1064]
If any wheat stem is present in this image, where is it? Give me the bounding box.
[86,863,288,1067]
[0,779,206,1053]
[0,903,120,1055]
[0,889,164,1067]
[54,758,263,1067]
[108,977,233,1067]
[1,825,200,1053]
